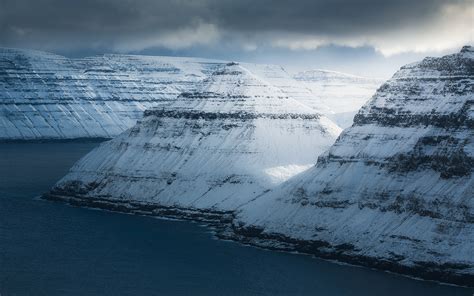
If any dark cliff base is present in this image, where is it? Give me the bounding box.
[224,226,474,287]
[42,192,474,288]
[43,193,234,226]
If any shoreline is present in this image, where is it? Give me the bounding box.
[42,192,474,288]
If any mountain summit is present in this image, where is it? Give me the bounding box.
[47,63,340,216]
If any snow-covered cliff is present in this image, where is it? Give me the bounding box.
[1,47,389,140]
[0,48,226,140]
[294,69,383,127]
[46,63,341,216]
[232,46,474,285]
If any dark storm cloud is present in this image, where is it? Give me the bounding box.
[212,0,448,34]
[0,0,212,39]
[0,0,471,56]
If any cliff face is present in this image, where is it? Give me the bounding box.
[233,46,474,285]
[0,48,386,140]
[1,48,347,140]
[0,47,389,140]
[0,48,226,140]
[294,69,383,128]
[47,63,341,215]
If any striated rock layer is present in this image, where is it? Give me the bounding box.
[1,48,349,140]
[0,47,226,140]
[46,63,341,215]
[231,46,474,285]
[0,47,387,140]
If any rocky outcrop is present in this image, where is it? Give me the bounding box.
[46,63,341,214]
[232,46,474,286]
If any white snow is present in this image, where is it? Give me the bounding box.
[0,48,224,140]
[1,48,387,140]
[294,69,383,127]
[52,63,341,212]
[235,47,474,278]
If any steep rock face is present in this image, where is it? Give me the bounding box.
[48,63,341,214]
[234,47,474,285]
[0,48,226,140]
[294,69,383,127]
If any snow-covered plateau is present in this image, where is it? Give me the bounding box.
[231,46,474,286]
[0,47,383,140]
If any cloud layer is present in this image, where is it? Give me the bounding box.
[0,0,474,75]
[0,0,472,58]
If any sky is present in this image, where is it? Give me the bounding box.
[0,0,472,78]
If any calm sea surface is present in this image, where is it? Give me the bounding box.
[0,142,472,295]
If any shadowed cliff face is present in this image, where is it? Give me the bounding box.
[234,46,474,285]
[344,45,473,181]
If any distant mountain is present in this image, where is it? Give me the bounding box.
[0,47,225,140]
[0,48,339,140]
[46,63,341,217]
[232,46,474,285]
[294,69,383,128]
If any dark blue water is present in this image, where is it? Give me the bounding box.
[0,142,472,296]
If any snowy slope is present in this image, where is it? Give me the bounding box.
[233,46,474,285]
[294,69,383,127]
[47,63,341,215]
[0,47,384,140]
[242,63,332,115]
[0,48,225,140]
